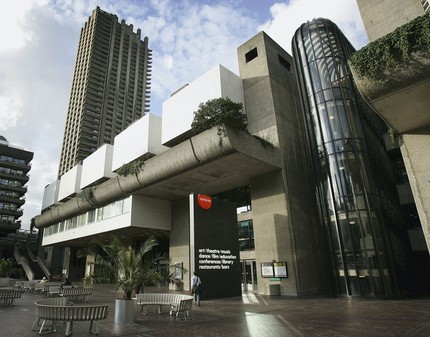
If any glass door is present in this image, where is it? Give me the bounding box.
[241,260,257,293]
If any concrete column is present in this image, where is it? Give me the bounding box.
[400,134,430,251]
[62,247,71,280]
[251,170,331,296]
[169,198,191,291]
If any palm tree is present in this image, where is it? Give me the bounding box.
[91,236,164,300]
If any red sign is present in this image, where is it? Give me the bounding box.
[197,194,212,210]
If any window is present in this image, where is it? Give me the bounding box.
[238,219,254,251]
[245,47,258,63]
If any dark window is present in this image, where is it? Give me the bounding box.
[245,47,258,63]
[278,54,291,70]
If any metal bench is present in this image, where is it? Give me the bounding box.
[0,288,22,306]
[32,297,108,336]
[61,287,93,302]
[136,293,193,319]
[170,297,193,321]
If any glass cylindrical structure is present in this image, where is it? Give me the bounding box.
[292,18,406,297]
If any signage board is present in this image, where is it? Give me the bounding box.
[191,194,241,299]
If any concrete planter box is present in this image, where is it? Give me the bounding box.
[349,50,430,133]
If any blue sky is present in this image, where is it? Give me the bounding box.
[0,0,368,229]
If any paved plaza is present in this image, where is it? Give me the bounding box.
[1,284,429,337]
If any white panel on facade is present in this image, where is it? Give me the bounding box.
[41,180,60,211]
[58,165,82,201]
[41,195,171,246]
[42,212,132,246]
[80,144,116,189]
[112,114,167,172]
[161,64,244,145]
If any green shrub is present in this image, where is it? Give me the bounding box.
[350,12,430,80]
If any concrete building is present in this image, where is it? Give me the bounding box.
[0,136,33,238]
[58,6,152,177]
[352,1,430,292]
[33,8,426,298]
[35,32,330,297]
[356,0,428,41]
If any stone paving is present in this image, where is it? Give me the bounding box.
[1,284,430,336]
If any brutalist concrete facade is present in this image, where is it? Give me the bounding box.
[35,30,331,297]
[237,32,331,295]
[356,0,426,42]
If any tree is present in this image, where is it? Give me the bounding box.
[84,236,164,300]
[191,97,247,145]
[0,258,13,277]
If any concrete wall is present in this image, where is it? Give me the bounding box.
[169,198,191,291]
[238,32,331,296]
[251,171,330,296]
[130,195,171,230]
[237,32,279,146]
[357,0,425,42]
[401,133,430,251]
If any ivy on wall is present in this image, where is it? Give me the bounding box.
[116,158,145,177]
[349,12,430,80]
[77,186,95,203]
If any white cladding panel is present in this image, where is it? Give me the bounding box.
[41,195,171,246]
[42,212,132,246]
[80,144,115,189]
[58,165,82,201]
[161,64,243,145]
[112,114,167,171]
[41,180,60,211]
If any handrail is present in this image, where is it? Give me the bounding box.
[26,246,51,278]
[13,245,34,281]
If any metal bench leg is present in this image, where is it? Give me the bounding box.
[158,304,162,315]
[39,320,56,335]
[65,321,73,337]
[32,317,42,331]
[89,320,99,335]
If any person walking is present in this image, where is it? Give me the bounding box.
[191,272,202,306]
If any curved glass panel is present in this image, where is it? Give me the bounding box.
[293,18,405,297]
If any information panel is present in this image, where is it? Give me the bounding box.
[261,262,274,277]
[191,194,241,300]
[261,261,288,278]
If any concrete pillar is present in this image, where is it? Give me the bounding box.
[169,198,191,291]
[400,134,430,252]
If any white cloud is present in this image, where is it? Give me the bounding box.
[138,1,259,111]
[259,0,368,53]
[0,1,33,52]
[0,94,23,130]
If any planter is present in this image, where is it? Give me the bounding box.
[349,50,430,133]
[114,298,137,324]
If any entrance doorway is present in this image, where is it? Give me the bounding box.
[241,260,257,293]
